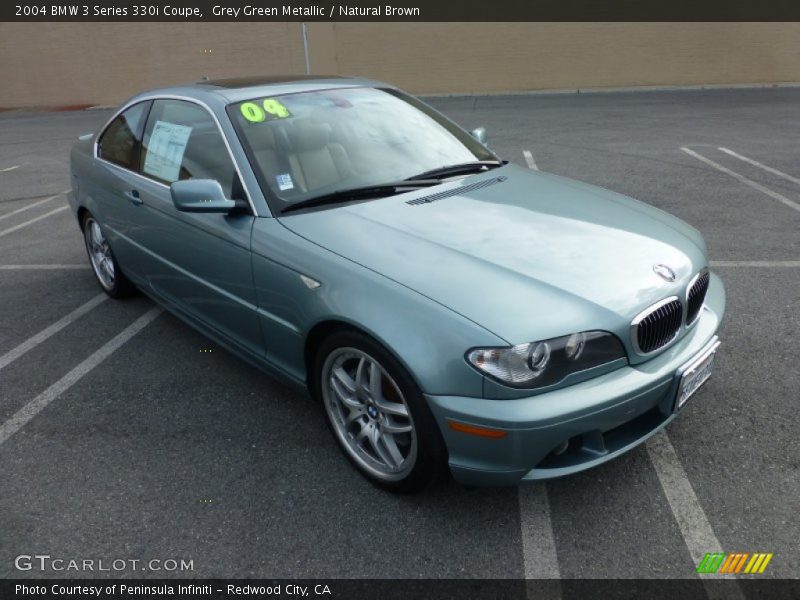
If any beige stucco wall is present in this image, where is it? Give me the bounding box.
[2,22,800,108]
[316,23,800,94]
[0,22,307,108]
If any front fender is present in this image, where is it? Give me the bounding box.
[251,218,503,397]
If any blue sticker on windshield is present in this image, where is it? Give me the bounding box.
[276,173,294,191]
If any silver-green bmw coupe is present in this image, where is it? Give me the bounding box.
[69,75,724,492]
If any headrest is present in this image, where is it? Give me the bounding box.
[289,119,330,152]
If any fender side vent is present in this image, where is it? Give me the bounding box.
[406,175,507,205]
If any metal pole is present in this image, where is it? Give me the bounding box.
[301,23,311,75]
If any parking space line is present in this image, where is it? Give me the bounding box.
[681,147,800,213]
[523,150,539,171]
[1,192,67,205]
[0,194,61,223]
[0,205,69,238]
[0,264,88,270]
[647,431,745,598]
[0,307,162,447]
[519,485,561,587]
[0,165,20,173]
[0,293,107,372]
[711,260,800,267]
[718,147,800,187]
[518,147,560,593]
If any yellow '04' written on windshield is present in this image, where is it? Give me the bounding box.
[239,98,292,123]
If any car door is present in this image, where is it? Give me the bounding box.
[91,100,153,284]
[120,98,262,357]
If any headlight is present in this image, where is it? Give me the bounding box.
[466,331,626,389]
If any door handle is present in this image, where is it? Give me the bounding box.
[124,190,142,206]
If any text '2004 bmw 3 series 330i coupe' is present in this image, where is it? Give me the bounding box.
[70,75,724,493]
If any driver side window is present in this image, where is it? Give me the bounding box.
[140,99,237,199]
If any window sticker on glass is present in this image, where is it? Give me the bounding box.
[240,98,292,123]
[143,120,192,182]
[275,173,294,191]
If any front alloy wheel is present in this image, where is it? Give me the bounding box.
[323,347,417,481]
[315,331,447,493]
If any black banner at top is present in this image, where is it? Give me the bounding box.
[3,0,800,22]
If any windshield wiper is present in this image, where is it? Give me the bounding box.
[280,179,441,214]
[404,160,505,181]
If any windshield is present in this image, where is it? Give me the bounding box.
[227,87,497,209]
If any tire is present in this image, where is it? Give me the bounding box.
[82,211,136,298]
[312,330,448,493]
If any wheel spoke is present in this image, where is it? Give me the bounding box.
[332,365,357,393]
[368,425,398,469]
[374,397,408,418]
[330,374,361,409]
[345,405,366,424]
[355,357,368,393]
[103,257,114,278]
[368,361,383,402]
[92,222,103,245]
[378,430,405,468]
[381,418,412,434]
[355,422,372,443]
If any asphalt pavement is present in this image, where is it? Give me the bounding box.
[0,88,797,586]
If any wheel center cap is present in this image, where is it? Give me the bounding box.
[367,405,378,419]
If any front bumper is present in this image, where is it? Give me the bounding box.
[426,272,725,486]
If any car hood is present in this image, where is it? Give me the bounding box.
[278,165,708,346]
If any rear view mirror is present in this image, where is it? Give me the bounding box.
[170,179,236,213]
[469,127,488,145]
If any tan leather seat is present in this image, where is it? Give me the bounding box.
[245,124,278,177]
[287,119,352,192]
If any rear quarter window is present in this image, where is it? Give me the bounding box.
[97,101,150,170]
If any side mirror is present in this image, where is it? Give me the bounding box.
[170,179,236,213]
[469,127,488,146]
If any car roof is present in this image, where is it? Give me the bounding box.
[130,74,394,106]
[198,74,346,88]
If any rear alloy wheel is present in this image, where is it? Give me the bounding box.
[82,213,136,298]
[315,331,447,493]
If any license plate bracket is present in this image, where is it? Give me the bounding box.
[675,339,720,411]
